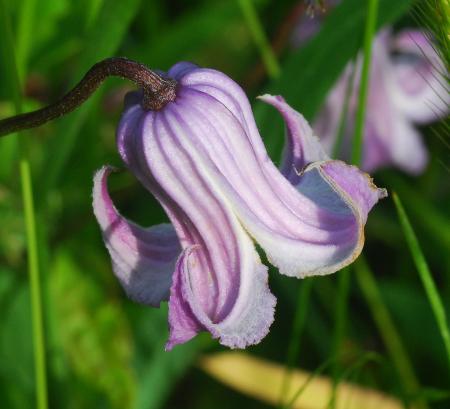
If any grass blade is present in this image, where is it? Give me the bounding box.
[0,0,22,178]
[279,279,314,407]
[351,0,379,166]
[19,159,48,409]
[330,2,379,406]
[355,256,427,408]
[200,352,406,409]
[16,0,37,82]
[329,267,351,409]
[393,192,450,370]
[237,0,281,79]
[0,1,47,408]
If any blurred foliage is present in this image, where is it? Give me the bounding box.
[0,0,449,408]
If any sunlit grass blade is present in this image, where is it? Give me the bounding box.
[19,159,47,409]
[200,352,406,409]
[287,352,381,409]
[237,0,280,79]
[355,256,427,408]
[0,1,47,408]
[278,279,314,407]
[393,192,450,369]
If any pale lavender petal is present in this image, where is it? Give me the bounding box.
[165,247,203,348]
[167,245,275,350]
[318,161,387,223]
[387,114,429,175]
[128,110,275,350]
[106,62,384,350]
[310,28,443,175]
[92,166,181,306]
[176,67,270,161]
[390,30,449,124]
[168,61,199,79]
[160,85,384,278]
[258,94,328,183]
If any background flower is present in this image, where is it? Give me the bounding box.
[313,28,449,174]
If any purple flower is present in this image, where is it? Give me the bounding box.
[92,63,386,350]
[313,29,449,174]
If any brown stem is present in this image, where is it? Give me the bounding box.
[0,57,177,137]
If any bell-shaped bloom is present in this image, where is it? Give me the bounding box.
[92,62,386,350]
[312,30,448,174]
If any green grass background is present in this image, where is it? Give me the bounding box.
[0,0,449,408]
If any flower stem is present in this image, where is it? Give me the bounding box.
[0,57,176,137]
[351,0,379,166]
[237,0,281,79]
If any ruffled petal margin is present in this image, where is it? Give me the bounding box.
[166,246,276,350]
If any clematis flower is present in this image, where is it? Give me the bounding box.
[314,29,449,174]
[92,63,386,350]
[292,4,449,174]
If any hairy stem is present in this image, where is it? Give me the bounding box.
[0,57,177,137]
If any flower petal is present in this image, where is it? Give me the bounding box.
[387,114,429,175]
[129,111,275,350]
[167,244,275,350]
[160,83,384,278]
[168,61,199,79]
[390,30,449,124]
[258,94,328,183]
[92,165,181,306]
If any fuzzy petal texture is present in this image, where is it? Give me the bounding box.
[92,166,181,306]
